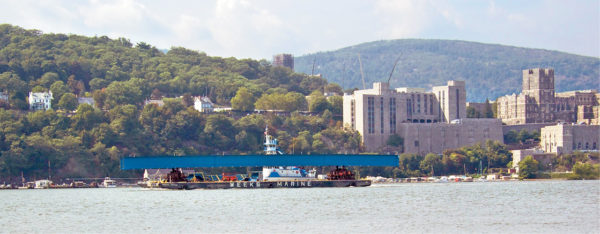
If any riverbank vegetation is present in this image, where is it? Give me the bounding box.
[0,24,358,181]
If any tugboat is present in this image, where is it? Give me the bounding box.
[156,127,371,190]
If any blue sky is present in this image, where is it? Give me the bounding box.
[1,0,598,59]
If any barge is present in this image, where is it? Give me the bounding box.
[141,127,372,190]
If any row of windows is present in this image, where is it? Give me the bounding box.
[380,98,384,134]
[409,94,435,115]
[390,98,396,134]
[573,142,597,150]
[367,97,375,134]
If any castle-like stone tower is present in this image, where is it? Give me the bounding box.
[497,68,599,125]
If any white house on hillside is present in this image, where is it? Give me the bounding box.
[29,91,53,111]
[194,96,214,113]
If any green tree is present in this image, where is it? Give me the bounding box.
[517,129,531,143]
[386,134,404,147]
[466,106,481,118]
[571,162,600,180]
[58,93,78,111]
[308,91,329,113]
[327,96,343,115]
[518,155,539,179]
[420,153,443,176]
[504,130,518,144]
[39,72,59,88]
[484,98,494,118]
[231,87,255,111]
[49,81,70,107]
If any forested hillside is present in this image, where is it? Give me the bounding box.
[0,24,358,180]
[295,39,600,101]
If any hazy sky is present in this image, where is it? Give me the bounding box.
[1,0,598,59]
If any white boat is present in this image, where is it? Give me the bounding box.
[436,176,449,183]
[34,180,52,189]
[261,127,316,181]
[101,177,117,188]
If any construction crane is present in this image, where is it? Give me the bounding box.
[387,55,401,85]
[357,53,366,89]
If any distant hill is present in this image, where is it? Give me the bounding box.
[295,39,600,102]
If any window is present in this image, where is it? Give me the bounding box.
[351,100,355,130]
[456,89,460,119]
[380,97,384,134]
[417,95,421,113]
[367,97,374,134]
[424,95,427,114]
[389,98,396,133]
[414,141,419,147]
[429,95,433,114]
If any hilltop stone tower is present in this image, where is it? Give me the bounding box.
[272,54,294,71]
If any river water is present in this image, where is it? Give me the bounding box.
[0,180,598,233]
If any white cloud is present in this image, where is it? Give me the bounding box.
[0,0,597,58]
[207,0,291,58]
[374,0,430,38]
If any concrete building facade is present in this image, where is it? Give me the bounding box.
[344,81,501,152]
[540,123,600,154]
[497,68,599,125]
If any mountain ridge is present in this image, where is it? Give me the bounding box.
[294,39,600,102]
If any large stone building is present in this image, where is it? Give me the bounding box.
[343,81,501,152]
[540,123,599,154]
[497,68,599,125]
[397,119,503,155]
[272,54,294,71]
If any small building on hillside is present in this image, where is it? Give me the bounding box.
[194,96,214,113]
[511,149,554,173]
[77,97,95,107]
[0,91,8,102]
[29,91,53,111]
[144,99,165,107]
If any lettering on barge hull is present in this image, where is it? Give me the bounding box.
[157,180,370,189]
[228,181,312,188]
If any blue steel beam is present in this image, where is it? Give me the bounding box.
[120,154,399,170]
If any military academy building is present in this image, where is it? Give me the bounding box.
[343,81,503,153]
[497,68,599,125]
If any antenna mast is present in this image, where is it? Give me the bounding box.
[311,57,316,76]
[357,53,366,89]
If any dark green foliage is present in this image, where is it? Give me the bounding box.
[466,106,482,118]
[231,87,255,111]
[571,162,600,180]
[0,24,365,180]
[518,156,539,179]
[386,134,403,147]
[295,39,599,101]
[58,93,78,111]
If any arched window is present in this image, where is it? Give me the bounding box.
[585,142,589,149]
[593,142,597,150]
[577,142,582,149]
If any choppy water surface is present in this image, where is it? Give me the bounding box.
[0,180,598,233]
